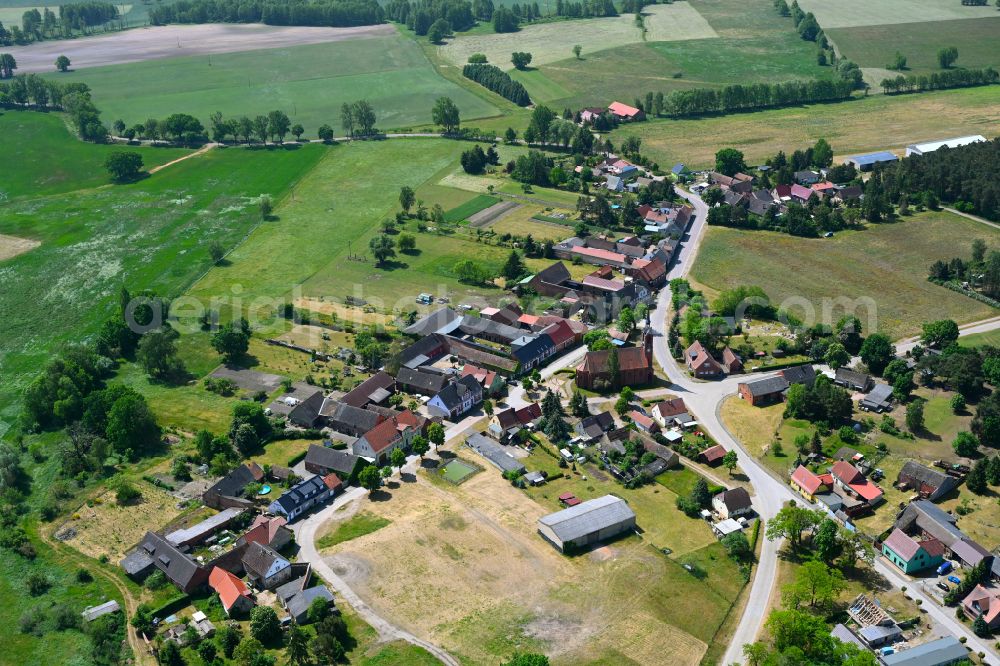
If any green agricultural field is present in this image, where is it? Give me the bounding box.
[0,123,324,430]
[44,31,500,134]
[827,17,1000,79]
[0,111,190,199]
[610,86,1000,170]
[495,0,831,109]
[438,3,715,69]
[691,211,1000,341]
[797,0,998,28]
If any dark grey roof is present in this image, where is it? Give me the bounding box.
[835,367,871,388]
[275,575,309,604]
[404,307,461,336]
[743,376,789,396]
[576,411,614,440]
[325,401,382,431]
[896,500,965,547]
[166,507,244,546]
[539,495,635,542]
[951,537,991,567]
[397,334,447,369]
[396,367,449,393]
[862,383,893,406]
[286,585,334,621]
[137,531,207,591]
[120,548,155,576]
[242,541,287,579]
[206,464,257,501]
[458,315,524,343]
[532,261,572,287]
[880,637,965,666]
[433,375,482,411]
[305,444,361,477]
[898,460,954,491]
[273,475,330,514]
[511,335,555,364]
[780,364,816,386]
[748,198,775,216]
[716,487,752,512]
[342,372,395,408]
[466,433,525,474]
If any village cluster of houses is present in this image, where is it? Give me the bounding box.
[695,168,863,218]
[735,364,894,413]
[120,470,334,636]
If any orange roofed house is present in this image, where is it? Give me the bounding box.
[209,567,254,616]
[575,333,653,390]
[608,101,645,122]
[830,460,884,515]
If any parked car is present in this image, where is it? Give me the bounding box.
[936,582,950,591]
[936,561,953,576]
[948,575,961,585]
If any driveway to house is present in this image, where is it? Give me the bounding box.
[896,314,1000,355]
[294,457,461,666]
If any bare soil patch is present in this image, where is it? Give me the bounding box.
[319,455,709,664]
[294,297,395,327]
[7,23,396,73]
[468,201,521,228]
[0,233,40,262]
[209,365,284,393]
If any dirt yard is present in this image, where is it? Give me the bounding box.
[7,23,397,73]
[320,456,708,665]
[54,484,184,561]
[0,233,40,262]
[294,297,395,327]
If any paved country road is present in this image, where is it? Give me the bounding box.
[654,190,998,663]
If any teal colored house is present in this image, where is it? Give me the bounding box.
[882,528,946,574]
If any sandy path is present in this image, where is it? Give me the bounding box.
[7,23,396,73]
[148,142,215,174]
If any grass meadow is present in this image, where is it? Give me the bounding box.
[0,118,324,431]
[610,86,1000,170]
[691,211,1000,341]
[797,0,998,28]
[827,17,1000,77]
[503,0,831,109]
[0,111,190,198]
[45,31,500,134]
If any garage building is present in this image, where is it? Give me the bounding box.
[537,495,636,552]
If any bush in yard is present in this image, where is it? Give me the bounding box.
[250,606,281,643]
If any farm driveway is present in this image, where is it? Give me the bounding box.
[8,23,396,73]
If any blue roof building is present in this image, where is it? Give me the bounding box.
[844,151,899,170]
[671,163,685,175]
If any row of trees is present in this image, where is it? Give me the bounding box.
[462,63,531,105]
[0,2,121,46]
[881,67,998,94]
[385,0,476,35]
[554,0,617,18]
[150,0,385,28]
[657,78,855,118]
[0,75,107,141]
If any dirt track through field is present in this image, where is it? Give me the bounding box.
[7,23,397,73]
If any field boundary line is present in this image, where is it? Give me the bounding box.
[147,143,215,174]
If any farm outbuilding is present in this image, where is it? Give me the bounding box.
[905,135,986,157]
[537,495,636,553]
[843,151,898,171]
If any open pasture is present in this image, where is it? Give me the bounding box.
[0,111,189,198]
[438,2,715,69]
[797,0,998,28]
[610,86,1000,170]
[320,456,740,665]
[827,17,1000,77]
[39,29,499,132]
[691,211,1000,341]
[0,132,323,428]
[504,0,834,108]
[10,23,396,73]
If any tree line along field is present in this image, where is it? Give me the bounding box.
[0,111,190,198]
[0,115,325,431]
[690,211,1000,342]
[40,29,500,134]
[608,86,1000,171]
